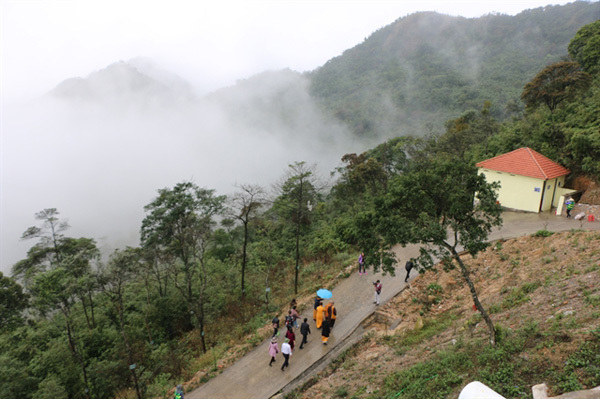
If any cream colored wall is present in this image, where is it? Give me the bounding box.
[478,169,544,213]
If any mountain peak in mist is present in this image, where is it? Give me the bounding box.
[48,59,197,108]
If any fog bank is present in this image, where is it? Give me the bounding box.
[1,66,367,273]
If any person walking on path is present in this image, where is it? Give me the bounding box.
[313,296,321,321]
[299,318,311,349]
[271,315,280,337]
[325,301,337,329]
[374,280,382,305]
[358,252,366,275]
[268,337,279,367]
[565,197,574,218]
[315,301,325,329]
[285,325,296,351]
[404,260,414,283]
[321,318,331,345]
[281,338,292,371]
[290,305,300,329]
[285,310,294,329]
[174,384,184,399]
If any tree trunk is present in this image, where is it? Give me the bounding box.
[64,314,91,398]
[79,294,92,329]
[143,282,155,344]
[450,247,496,346]
[118,302,143,399]
[294,221,300,295]
[241,219,248,298]
[88,291,96,328]
[198,257,208,353]
[195,308,207,353]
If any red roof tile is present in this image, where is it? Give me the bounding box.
[476,148,570,179]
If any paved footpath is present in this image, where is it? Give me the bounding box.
[187,212,599,399]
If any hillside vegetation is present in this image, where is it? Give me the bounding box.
[309,1,598,139]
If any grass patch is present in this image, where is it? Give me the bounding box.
[500,281,541,310]
[584,292,600,307]
[380,314,456,353]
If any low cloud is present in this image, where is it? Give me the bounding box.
[1,61,366,272]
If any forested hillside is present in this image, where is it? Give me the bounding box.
[309,1,599,138]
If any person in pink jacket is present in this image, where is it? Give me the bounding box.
[268,337,279,367]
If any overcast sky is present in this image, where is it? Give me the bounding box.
[2,0,576,104]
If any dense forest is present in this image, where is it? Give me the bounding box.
[309,1,598,138]
[1,11,599,399]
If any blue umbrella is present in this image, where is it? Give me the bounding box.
[317,289,332,299]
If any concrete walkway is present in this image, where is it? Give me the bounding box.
[186,212,600,399]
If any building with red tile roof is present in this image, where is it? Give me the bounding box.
[476,148,572,213]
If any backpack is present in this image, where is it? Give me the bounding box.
[174,392,183,399]
[285,315,294,327]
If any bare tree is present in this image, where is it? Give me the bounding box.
[273,162,325,294]
[228,184,266,298]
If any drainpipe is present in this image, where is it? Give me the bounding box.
[538,179,547,213]
[549,178,558,210]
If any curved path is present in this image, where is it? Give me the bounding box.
[187,212,599,399]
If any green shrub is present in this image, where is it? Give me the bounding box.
[335,386,349,397]
[426,283,443,295]
[501,282,541,310]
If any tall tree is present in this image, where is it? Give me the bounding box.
[434,102,500,161]
[140,182,225,352]
[228,184,266,298]
[21,208,70,264]
[370,157,503,345]
[521,61,591,113]
[101,248,143,399]
[11,210,100,397]
[13,208,70,287]
[273,162,322,294]
[32,266,92,397]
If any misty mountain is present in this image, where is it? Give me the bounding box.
[207,69,354,144]
[309,1,599,138]
[43,2,597,142]
[48,60,197,108]
[3,62,358,273]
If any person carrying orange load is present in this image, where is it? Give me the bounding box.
[325,301,337,329]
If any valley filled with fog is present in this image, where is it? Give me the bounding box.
[4,1,594,274]
[1,61,368,272]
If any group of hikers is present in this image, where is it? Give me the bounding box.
[172,251,416,395]
[267,252,416,372]
[268,296,338,371]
